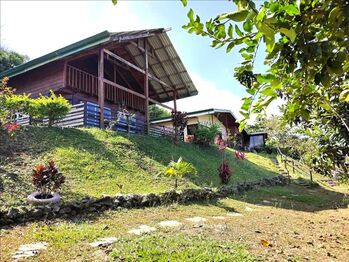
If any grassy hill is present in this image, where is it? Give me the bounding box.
[0,127,279,208]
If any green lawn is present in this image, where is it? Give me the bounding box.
[1,182,348,262]
[0,126,278,208]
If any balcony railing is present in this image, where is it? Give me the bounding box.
[66,65,146,112]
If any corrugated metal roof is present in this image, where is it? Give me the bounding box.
[0,28,197,103]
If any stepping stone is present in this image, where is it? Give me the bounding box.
[157,220,182,228]
[128,225,157,235]
[185,216,207,223]
[90,237,118,247]
[245,206,254,212]
[227,212,243,217]
[262,200,272,204]
[12,242,48,260]
[211,216,226,220]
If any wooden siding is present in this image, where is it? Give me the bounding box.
[8,61,65,97]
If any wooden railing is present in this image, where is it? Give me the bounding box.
[66,65,146,112]
[104,81,145,112]
[67,65,98,96]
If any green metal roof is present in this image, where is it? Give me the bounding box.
[0,28,198,103]
[0,31,111,78]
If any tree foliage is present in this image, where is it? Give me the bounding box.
[0,48,28,73]
[149,105,170,120]
[181,0,349,175]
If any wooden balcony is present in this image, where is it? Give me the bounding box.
[66,65,146,112]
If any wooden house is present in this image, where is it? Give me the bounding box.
[0,28,198,132]
[151,108,251,147]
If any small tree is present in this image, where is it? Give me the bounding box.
[164,157,197,189]
[32,91,71,127]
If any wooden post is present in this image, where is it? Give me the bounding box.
[144,41,150,134]
[310,169,313,183]
[173,90,178,141]
[63,61,67,88]
[98,49,105,129]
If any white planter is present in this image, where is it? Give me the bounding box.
[27,192,61,206]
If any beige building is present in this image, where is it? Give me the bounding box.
[151,108,250,146]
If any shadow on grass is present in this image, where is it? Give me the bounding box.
[231,178,349,212]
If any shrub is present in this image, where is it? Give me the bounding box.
[31,91,71,127]
[4,93,32,117]
[32,160,65,197]
[218,160,232,184]
[164,157,197,189]
[194,124,220,146]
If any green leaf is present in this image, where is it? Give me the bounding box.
[260,87,276,96]
[279,28,296,42]
[243,19,253,32]
[259,96,274,107]
[228,24,233,38]
[241,97,252,111]
[235,25,243,37]
[284,4,300,16]
[112,0,117,5]
[328,6,342,25]
[319,102,331,111]
[181,0,188,7]
[226,10,250,22]
[339,89,349,102]
[264,35,275,52]
[226,41,235,53]
[256,7,266,22]
[257,74,276,83]
[187,9,194,23]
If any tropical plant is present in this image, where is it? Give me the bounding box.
[164,157,197,189]
[171,111,187,143]
[32,160,65,198]
[31,90,71,127]
[194,124,220,146]
[218,160,232,184]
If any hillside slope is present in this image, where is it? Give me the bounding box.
[0,127,278,208]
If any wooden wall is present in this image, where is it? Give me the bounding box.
[8,61,65,97]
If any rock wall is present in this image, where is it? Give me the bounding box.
[0,175,289,226]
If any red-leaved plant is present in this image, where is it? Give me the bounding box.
[32,160,65,198]
[218,160,232,184]
[3,123,20,136]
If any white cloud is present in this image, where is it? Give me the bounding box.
[0,1,144,59]
[167,72,244,119]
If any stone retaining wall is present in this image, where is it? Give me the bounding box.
[0,175,289,226]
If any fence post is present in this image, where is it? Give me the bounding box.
[310,169,313,183]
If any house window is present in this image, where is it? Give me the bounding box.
[187,124,198,135]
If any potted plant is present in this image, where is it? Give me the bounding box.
[27,160,65,205]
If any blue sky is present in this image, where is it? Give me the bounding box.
[0,0,272,119]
